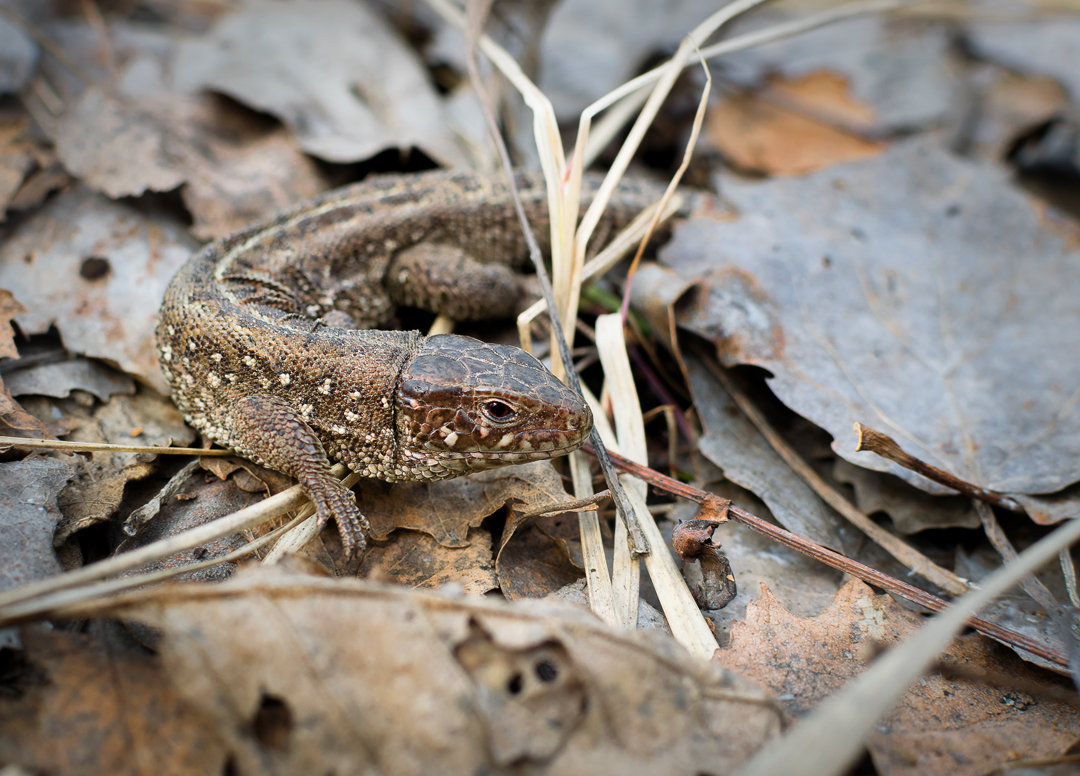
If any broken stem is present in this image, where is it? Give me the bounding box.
[853,422,1023,512]
[709,369,969,596]
[588,444,1071,669]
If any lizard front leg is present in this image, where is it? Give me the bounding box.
[226,394,369,554]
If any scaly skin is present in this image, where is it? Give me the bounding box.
[156,169,665,553]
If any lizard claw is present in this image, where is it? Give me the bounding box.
[307,479,370,556]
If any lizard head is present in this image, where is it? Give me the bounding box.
[394,334,592,478]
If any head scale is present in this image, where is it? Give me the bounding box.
[394,334,592,479]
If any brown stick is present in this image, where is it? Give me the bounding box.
[584,444,1069,669]
[853,423,1023,512]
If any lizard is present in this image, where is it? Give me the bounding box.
[156,169,667,555]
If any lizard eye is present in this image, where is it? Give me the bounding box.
[482,400,518,424]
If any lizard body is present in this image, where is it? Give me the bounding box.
[157,169,663,554]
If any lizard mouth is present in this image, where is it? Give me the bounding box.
[433,433,587,461]
[407,422,591,476]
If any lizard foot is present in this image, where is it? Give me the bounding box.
[306,477,370,556]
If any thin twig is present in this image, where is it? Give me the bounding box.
[0,435,231,456]
[709,367,970,595]
[975,500,1060,612]
[854,422,1023,512]
[587,444,1071,669]
[515,490,610,520]
[0,464,350,619]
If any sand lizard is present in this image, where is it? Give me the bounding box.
[157,169,664,554]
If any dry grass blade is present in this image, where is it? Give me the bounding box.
[595,315,646,627]
[0,511,310,627]
[425,0,650,565]
[0,463,351,621]
[579,382,644,626]
[569,450,619,625]
[733,516,1080,776]
[583,0,923,163]
[618,51,710,320]
[596,315,648,495]
[516,195,683,345]
[627,487,720,659]
[0,435,230,456]
[595,315,717,656]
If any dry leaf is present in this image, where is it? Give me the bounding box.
[661,139,1080,518]
[497,507,583,599]
[120,467,266,584]
[0,119,40,218]
[631,262,841,546]
[833,458,980,534]
[511,0,713,116]
[0,187,197,392]
[715,579,1080,776]
[358,460,576,547]
[0,629,228,774]
[724,14,954,131]
[707,71,885,176]
[49,41,327,239]
[0,13,36,95]
[359,528,497,594]
[0,377,51,439]
[176,98,328,240]
[0,458,73,599]
[66,567,779,774]
[686,354,840,547]
[962,67,1071,161]
[0,288,24,360]
[54,390,192,539]
[173,0,468,166]
[4,358,136,402]
[55,87,189,198]
[968,18,1080,101]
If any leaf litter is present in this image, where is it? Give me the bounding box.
[4,567,779,775]
[662,138,1080,508]
[714,578,1080,776]
[0,1,1078,774]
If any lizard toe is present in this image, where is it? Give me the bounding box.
[309,481,370,556]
